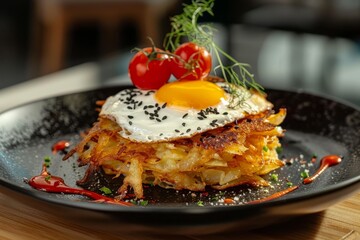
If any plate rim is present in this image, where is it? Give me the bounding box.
[1,85,360,214]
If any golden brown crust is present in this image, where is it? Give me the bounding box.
[64,109,286,199]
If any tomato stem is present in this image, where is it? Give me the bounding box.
[163,0,265,97]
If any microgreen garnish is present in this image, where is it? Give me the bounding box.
[164,0,264,104]
[44,175,51,181]
[99,186,112,195]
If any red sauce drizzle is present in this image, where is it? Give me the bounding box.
[28,164,132,206]
[248,155,342,204]
[52,140,70,154]
[303,155,342,184]
[248,186,299,204]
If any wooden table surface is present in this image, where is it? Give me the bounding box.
[0,191,359,240]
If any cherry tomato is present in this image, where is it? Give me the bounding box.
[170,42,212,81]
[128,47,171,90]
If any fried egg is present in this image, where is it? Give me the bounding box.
[100,80,272,142]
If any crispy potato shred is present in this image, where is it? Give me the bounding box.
[64,108,286,199]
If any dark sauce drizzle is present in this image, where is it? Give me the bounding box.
[248,186,299,204]
[28,164,132,206]
[303,155,342,184]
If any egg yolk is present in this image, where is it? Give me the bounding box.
[155,80,226,109]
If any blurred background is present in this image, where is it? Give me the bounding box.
[1,0,360,105]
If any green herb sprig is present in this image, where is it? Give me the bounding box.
[164,0,264,96]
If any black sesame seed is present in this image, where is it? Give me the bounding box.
[127,106,132,110]
[128,115,134,119]
[162,103,167,108]
[162,116,167,120]
[129,121,133,125]
[198,117,204,120]
[182,113,188,118]
[144,111,149,115]
[197,127,201,130]
[182,122,186,127]
[186,128,191,133]
[156,118,161,122]
[144,106,148,110]
[138,101,143,107]
[223,112,228,115]
[175,129,180,133]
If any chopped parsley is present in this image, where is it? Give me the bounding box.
[129,199,149,206]
[139,200,149,206]
[263,146,269,152]
[99,186,112,195]
[44,156,51,167]
[197,200,204,207]
[276,146,283,154]
[270,173,279,182]
[300,170,310,179]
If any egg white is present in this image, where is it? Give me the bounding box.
[100,82,272,142]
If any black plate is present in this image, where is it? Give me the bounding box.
[1,86,360,234]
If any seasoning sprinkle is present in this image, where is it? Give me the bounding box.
[182,113,188,118]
